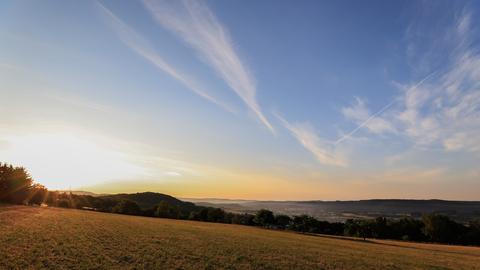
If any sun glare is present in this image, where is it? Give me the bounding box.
[0,133,145,189]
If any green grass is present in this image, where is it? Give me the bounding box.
[1,206,479,270]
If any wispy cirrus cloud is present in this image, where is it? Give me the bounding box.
[343,8,480,154]
[275,113,345,166]
[96,2,233,113]
[142,0,274,133]
[396,9,480,152]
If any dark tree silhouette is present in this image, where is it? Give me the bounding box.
[422,214,462,243]
[390,217,425,241]
[254,209,275,226]
[274,214,292,229]
[207,208,226,222]
[0,163,34,204]
[291,215,320,233]
[155,201,180,218]
[112,200,141,215]
[231,213,256,225]
[29,184,48,205]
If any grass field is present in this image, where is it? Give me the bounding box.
[0,206,479,270]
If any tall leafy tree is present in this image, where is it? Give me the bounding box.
[0,163,34,204]
[254,209,275,226]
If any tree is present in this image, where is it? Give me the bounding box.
[422,214,459,243]
[28,184,49,205]
[112,200,141,215]
[291,215,319,233]
[274,214,292,229]
[223,212,235,224]
[357,220,374,240]
[328,222,345,235]
[231,213,255,225]
[0,163,34,204]
[155,201,180,218]
[316,220,335,234]
[197,208,210,221]
[344,219,360,236]
[207,208,226,222]
[254,209,275,226]
[57,199,71,208]
[464,219,480,245]
[371,217,389,239]
[390,217,425,241]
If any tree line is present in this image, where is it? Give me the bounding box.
[1,162,479,246]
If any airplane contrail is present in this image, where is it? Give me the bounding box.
[334,71,438,145]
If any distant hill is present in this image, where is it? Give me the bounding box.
[186,198,480,223]
[99,192,198,211]
[55,190,109,197]
[301,199,480,214]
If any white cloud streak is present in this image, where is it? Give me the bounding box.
[337,71,437,145]
[142,0,274,133]
[96,2,233,113]
[396,10,480,152]
[343,9,480,153]
[275,113,345,166]
[337,98,396,145]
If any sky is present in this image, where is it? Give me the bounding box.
[1,0,479,200]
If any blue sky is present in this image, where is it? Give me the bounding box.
[1,0,479,200]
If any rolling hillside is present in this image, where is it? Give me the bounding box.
[1,205,479,270]
[99,192,198,211]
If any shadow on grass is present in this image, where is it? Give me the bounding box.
[300,232,376,244]
[299,232,479,257]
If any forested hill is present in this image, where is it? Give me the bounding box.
[302,199,480,213]
[99,192,198,211]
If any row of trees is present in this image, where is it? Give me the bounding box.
[344,216,480,245]
[1,162,479,246]
[107,199,480,246]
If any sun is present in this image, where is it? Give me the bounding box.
[0,132,145,190]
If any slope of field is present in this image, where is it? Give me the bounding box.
[0,206,479,270]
